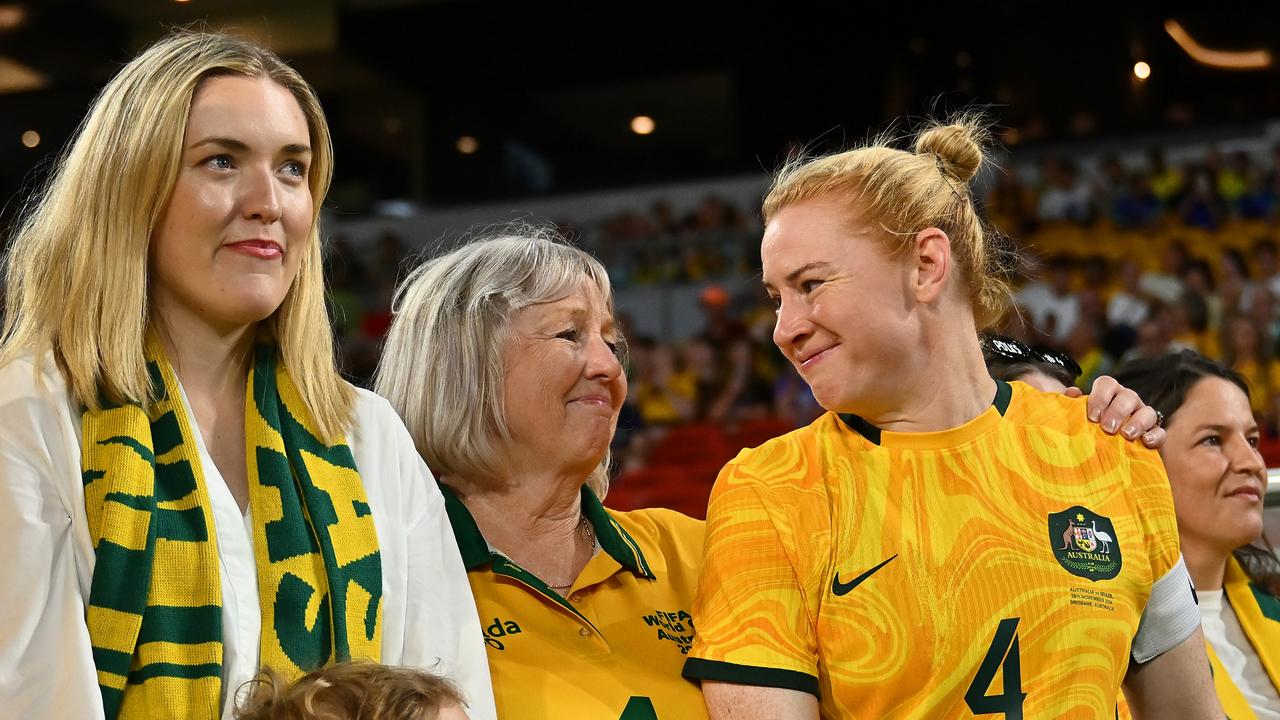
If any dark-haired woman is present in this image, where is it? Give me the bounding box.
[1116,350,1280,719]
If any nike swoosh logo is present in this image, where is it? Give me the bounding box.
[831,554,898,596]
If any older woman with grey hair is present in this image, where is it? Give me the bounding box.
[374,230,709,719]
[373,228,1169,720]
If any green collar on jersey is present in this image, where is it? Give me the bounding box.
[441,482,654,580]
[838,377,1012,446]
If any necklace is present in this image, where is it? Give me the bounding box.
[546,514,595,591]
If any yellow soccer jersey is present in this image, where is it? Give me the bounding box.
[684,380,1195,719]
[443,484,708,720]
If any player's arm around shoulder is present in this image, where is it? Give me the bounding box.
[1123,625,1223,718]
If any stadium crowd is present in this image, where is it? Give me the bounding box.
[2,26,1276,720]
[325,144,1280,479]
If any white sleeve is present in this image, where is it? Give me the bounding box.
[402,477,498,720]
[1131,554,1201,664]
[0,361,105,719]
[346,389,496,720]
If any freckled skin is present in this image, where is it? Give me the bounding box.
[762,196,920,416]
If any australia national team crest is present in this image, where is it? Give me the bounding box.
[1047,506,1122,581]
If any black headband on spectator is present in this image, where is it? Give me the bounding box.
[980,334,1083,380]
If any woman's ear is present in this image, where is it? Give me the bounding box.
[911,226,952,304]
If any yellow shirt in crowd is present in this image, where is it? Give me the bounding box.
[684,381,1189,719]
[443,485,708,719]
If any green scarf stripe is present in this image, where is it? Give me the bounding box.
[87,541,155,615]
[251,345,381,659]
[1254,584,1280,622]
[102,492,152,511]
[154,508,211,542]
[135,606,222,644]
[98,437,155,464]
[84,342,384,720]
[92,647,134,678]
[128,662,222,683]
[272,575,334,669]
[256,446,322,563]
[153,459,199,502]
[145,361,167,401]
[149,411,183,455]
[100,687,123,718]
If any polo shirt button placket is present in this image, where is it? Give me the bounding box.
[578,627,591,638]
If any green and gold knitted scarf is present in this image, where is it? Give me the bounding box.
[81,340,383,720]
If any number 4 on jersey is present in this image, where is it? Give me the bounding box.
[619,696,658,719]
[965,617,1027,719]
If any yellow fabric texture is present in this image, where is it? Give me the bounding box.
[447,485,708,720]
[686,381,1183,719]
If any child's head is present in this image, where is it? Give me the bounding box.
[235,661,468,720]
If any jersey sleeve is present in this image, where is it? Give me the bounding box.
[682,457,820,696]
[1124,444,1199,663]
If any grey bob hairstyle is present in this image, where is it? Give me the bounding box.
[373,227,617,497]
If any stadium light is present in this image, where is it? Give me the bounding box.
[1165,19,1272,70]
[630,115,656,135]
[0,5,26,31]
[1133,61,1151,80]
[21,129,39,148]
[456,136,478,155]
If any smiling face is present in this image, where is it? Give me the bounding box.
[500,279,628,478]
[762,195,918,415]
[149,74,314,333]
[1161,376,1267,556]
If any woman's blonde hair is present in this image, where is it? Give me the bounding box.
[374,226,617,497]
[762,113,1012,329]
[0,30,352,438]
[234,661,464,720]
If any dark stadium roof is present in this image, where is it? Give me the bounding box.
[2,1,1279,216]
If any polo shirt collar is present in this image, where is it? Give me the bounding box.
[440,482,655,580]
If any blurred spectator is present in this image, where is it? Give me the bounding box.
[1123,303,1185,363]
[632,340,698,426]
[1140,239,1188,305]
[1180,164,1225,230]
[1252,239,1280,300]
[1223,315,1280,423]
[1107,259,1151,329]
[1037,159,1093,223]
[1015,254,1080,343]
[1148,147,1185,207]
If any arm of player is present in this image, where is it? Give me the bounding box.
[684,461,822,719]
[1072,375,1166,448]
[703,682,819,720]
[1123,627,1223,719]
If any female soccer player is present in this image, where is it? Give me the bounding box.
[683,118,1221,718]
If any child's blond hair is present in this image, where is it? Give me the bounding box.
[235,661,465,720]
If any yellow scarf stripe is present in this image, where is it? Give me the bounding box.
[1205,557,1280,720]
[82,341,382,719]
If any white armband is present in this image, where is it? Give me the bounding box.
[1131,554,1201,664]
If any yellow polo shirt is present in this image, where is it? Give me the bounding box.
[443,484,708,720]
